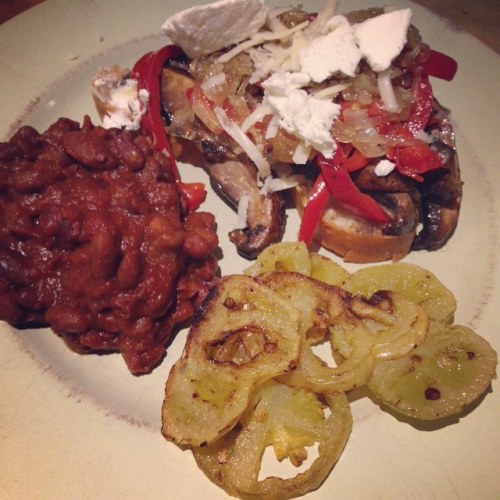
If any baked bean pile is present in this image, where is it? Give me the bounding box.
[0,117,219,373]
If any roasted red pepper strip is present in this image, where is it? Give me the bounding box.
[132,45,182,180]
[422,49,458,81]
[388,143,443,182]
[393,73,444,181]
[344,147,369,172]
[298,176,329,246]
[132,44,206,212]
[317,146,391,222]
[317,150,392,224]
[405,74,434,135]
[298,148,391,245]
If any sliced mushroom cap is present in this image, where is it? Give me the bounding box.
[412,195,461,251]
[353,163,417,193]
[378,192,419,238]
[207,160,286,259]
[413,99,462,251]
[421,141,462,200]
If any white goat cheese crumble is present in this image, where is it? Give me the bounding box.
[374,159,396,176]
[299,16,361,82]
[262,71,340,158]
[95,78,149,131]
[161,0,268,58]
[354,8,412,72]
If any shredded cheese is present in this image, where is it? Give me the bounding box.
[292,141,312,164]
[240,102,273,132]
[235,194,250,229]
[305,0,338,35]
[266,9,290,34]
[265,115,280,139]
[259,173,303,195]
[377,68,399,112]
[201,72,227,94]
[249,43,292,83]
[214,106,271,178]
[313,82,351,99]
[218,20,309,63]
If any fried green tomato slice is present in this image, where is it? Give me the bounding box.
[193,380,352,500]
[260,271,347,344]
[162,275,301,447]
[342,262,456,331]
[309,253,350,286]
[346,291,429,360]
[261,271,375,394]
[244,241,312,277]
[368,325,498,420]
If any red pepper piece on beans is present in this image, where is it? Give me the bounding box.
[132,45,206,212]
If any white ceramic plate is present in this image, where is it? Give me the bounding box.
[1,1,499,498]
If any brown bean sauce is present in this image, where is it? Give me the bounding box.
[0,116,219,373]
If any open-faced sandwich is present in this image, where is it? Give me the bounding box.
[92,0,460,262]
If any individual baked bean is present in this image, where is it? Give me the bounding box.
[62,129,120,170]
[109,129,145,171]
[115,248,142,290]
[183,212,219,260]
[11,158,64,193]
[0,251,30,286]
[0,141,23,162]
[45,305,89,334]
[9,125,42,160]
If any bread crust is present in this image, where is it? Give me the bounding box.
[318,207,415,263]
[293,185,416,263]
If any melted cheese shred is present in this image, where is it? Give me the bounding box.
[377,68,399,112]
[240,102,273,132]
[218,20,310,63]
[214,106,271,178]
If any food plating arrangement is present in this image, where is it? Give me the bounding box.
[1,0,498,499]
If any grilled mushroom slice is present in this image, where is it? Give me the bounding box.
[413,100,462,251]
